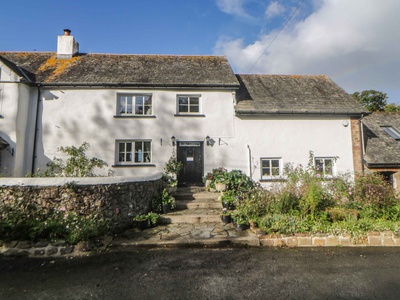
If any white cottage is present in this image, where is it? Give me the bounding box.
[0,30,368,185]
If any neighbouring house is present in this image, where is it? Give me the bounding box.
[356,112,400,190]
[0,29,368,185]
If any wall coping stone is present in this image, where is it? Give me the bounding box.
[0,173,163,187]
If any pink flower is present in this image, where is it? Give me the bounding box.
[316,173,321,178]
[59,206,66,211]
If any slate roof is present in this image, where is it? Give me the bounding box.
[235,74,368,115]
[0,52,239,87]
[362,112,400,167]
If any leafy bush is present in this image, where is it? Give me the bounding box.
[33,142,111,177]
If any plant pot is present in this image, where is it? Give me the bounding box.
[167,186,177,193]
[222,201,235,210]
[221,215,232,224]
[234,223,250,231]
[205,179,212,188]
[162,203,171,214]
[215,183,226,192]
[136,220,149,230]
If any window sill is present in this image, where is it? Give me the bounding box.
[114,115,156,119]
[112,164,156,168]
[174,114,205,118]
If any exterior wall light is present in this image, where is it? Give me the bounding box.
[171,136,176,146]
[205,136,215,146]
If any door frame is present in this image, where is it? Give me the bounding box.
[176,141,204,186]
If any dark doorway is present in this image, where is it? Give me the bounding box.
[177,141,204,186]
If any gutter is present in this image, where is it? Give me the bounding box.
[359,115,366,175]
[364,162,400,169]
[235,110,370,117]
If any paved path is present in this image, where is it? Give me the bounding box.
[112,187,260,249]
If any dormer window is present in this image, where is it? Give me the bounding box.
[381,126,400,140]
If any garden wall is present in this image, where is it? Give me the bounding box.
[0,173,163,230]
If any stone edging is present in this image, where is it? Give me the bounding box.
[0,237,112,257]
[253,229,400,247]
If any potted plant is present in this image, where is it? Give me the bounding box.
[133,214,149,229]
[214,174,228,192]
[221,209,232,224]
[231,211,250,231]
[164,153,183,190]
[220,190,237,210]
[147,212,160,227]
[203,172,213,189]
[161,188,176,214]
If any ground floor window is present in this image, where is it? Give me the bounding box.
[261,158,281,180]
[117,140,151,164]
[315,157,336,177]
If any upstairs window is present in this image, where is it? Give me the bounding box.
[118,94,152,116]
[381,126,400,140]
[177,95,201,114]
[315,157,336,177]
[117,140,152,164]
[261,158,281,180]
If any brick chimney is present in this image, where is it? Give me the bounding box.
[57,29,79,59]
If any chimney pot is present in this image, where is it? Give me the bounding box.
[63,29,71,36]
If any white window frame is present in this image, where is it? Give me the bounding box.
[260,157,282,180]
[116,140,152,165]
[177,95,201,115]
[314,157,336,177]
[117,94,153,116]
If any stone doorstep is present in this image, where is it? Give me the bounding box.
[160,214,222,224]
[175,200,222,210]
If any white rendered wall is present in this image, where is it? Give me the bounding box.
[36,88,236,176]
[231,115,355,183]
[0,63,37,176]
[36,87,356,182]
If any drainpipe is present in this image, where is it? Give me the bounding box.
[247,145,252,179]
[31,85,41,174]
[359,114,365,175]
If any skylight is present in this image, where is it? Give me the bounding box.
[382,126,400,140]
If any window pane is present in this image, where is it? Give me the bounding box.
[135,142,143,162]
[179,105,189,113]
[262,160,270,168]
[190,105,200,113]
[119,143,125,152]
[144,95,152,115]
[179,97,188,105]
[315,159,323,172]
[126,143,132,152]
[119,153,125,162]
[325,159,333,175]
[119,97,126,114]
[190,97,199,105]
[271,168,279,176]
[271,160,279,168]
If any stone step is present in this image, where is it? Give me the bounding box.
[160,214,222,224]
[172,191,221,201]
[160,209,222,224]
[175,199,222,210]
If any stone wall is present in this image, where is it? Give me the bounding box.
[0,174,163,230]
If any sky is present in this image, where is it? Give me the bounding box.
[2,0,400,104]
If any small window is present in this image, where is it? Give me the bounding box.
[261,158,281,179]
[315,157,335,177]
[117,140,151,164]
[381,126,400,140]
[117,94,152,116]
[177,95,201,114]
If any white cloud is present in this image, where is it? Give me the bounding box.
[265,1,286,19]
[214,0,400,103]
[215,0,250,18]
